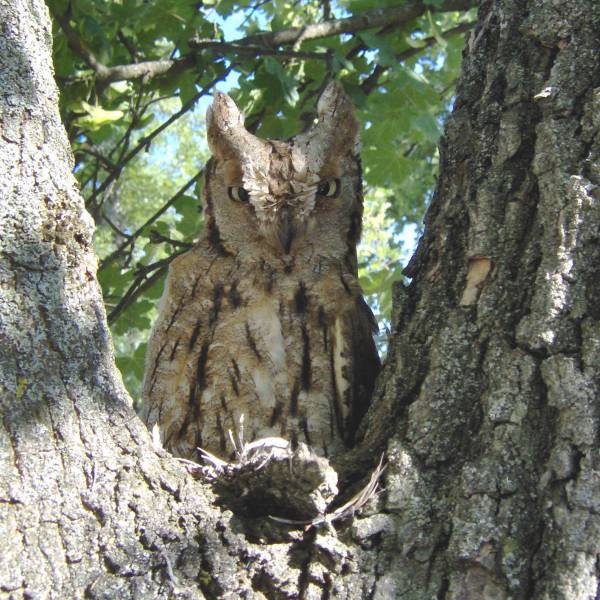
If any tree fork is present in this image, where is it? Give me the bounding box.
[1,0,599,599]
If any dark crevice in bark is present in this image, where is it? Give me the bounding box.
[426,524,452,589]
[252,571,287,600]
[297,528,318,599]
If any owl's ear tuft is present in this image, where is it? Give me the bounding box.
[207,92,244,131]
[312,81,360,156]
[206,92,262,159]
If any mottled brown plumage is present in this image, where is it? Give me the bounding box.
[142,82,380,459]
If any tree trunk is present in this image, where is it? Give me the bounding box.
[361,0,600,597]
[1,1,598,599]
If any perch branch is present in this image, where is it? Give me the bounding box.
[54,0,475,84]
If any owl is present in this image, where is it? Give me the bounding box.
[142,82,380,460]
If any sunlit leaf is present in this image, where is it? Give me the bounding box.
[74,101,124,130]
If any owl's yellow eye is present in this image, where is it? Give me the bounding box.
[316,178,341,198]
[228,186,250,202]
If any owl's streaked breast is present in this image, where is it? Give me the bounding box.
[142,82,380,460]
[143,243,377,459]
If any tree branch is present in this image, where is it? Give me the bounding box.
[188,40,328,61]
[54,0,475,85]
[240,0,474,47]
[360,21,475,95]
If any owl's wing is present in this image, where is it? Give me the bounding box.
[332,293,381,446]
[349,295,381,441]
[141,243,224,455]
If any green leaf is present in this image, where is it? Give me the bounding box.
[413,112,442,144]
[403,34,427,49]
[74,101,124,130]
[173,194,201,237]
[112,299,154,335]
[263,57,300,106]
[179,77,198,106]
[135,113,155,130]
[145,272,167,300]
[149,220,171,237]
[426,11,448,48]
[358,32,397,67]
[98,264,134,298]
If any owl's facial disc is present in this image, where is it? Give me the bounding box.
[206,82,361,259]
[271,178,341,253]
[252,191,312,256]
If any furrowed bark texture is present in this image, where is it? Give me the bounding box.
[2,0,599,599]
[0,2,237,598]
[362,0,600,597]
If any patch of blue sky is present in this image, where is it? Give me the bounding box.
[140,10,253,169]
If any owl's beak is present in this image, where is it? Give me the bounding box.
[278,207,294,254]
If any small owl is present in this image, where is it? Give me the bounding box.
[142,82,380,460]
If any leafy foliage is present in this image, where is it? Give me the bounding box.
[48,0,475,402]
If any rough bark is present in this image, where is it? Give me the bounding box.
[1,1,599,600]
[362,0,600,597]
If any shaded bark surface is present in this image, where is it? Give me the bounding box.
[363,0,600,597]
[1,1,599,599]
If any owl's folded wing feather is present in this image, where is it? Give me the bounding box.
[141,245,223,454]
[332,294,381,446]
[349,295,381,441]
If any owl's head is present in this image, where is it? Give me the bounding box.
[203,82,363,267]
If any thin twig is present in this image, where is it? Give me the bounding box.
[148,231,194,249]
[101,212,131,240]
[107,254,184,324]
[117,29,140,63]
[100,168,204,270]
[87,66,231,209]
[74,145,116,171]
[189,40,328,61]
